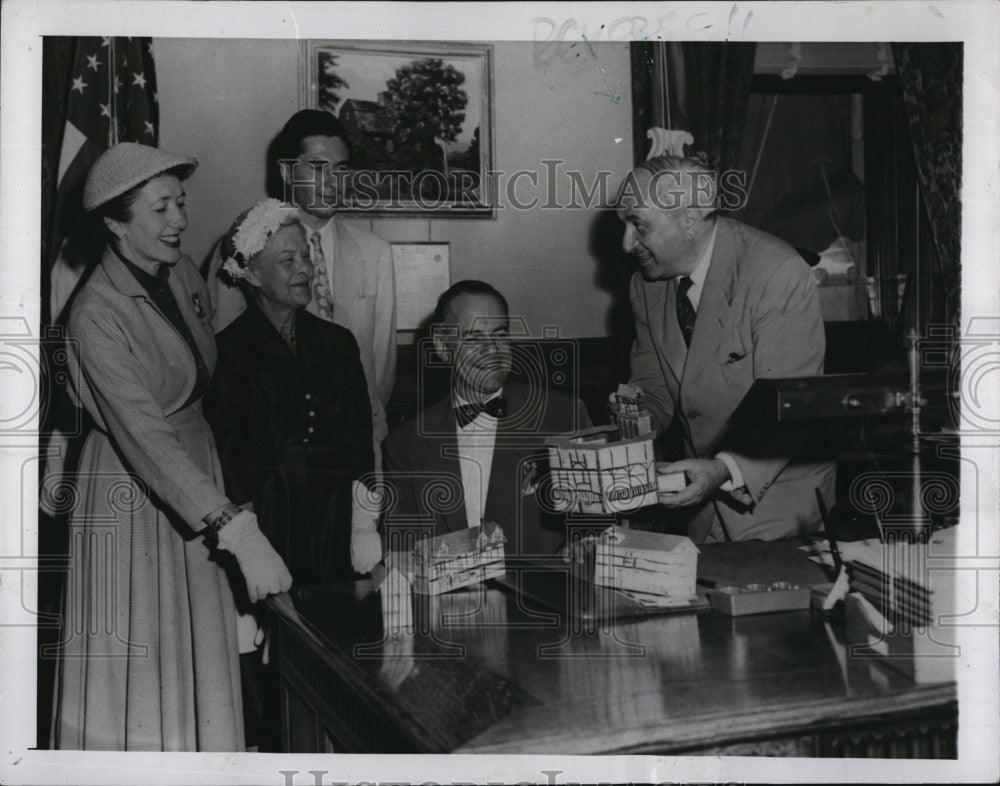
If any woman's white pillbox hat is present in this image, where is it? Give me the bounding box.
[83,142,198,212]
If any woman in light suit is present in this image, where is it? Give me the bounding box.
[52,143,291,751]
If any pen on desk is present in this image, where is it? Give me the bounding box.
[873,510,885,543]
[815,487,843,573]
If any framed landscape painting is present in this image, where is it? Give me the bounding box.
[301,40,494,217]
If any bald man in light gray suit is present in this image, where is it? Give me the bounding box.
[616,154,835,543]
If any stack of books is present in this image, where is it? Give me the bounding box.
[842,527,959,683]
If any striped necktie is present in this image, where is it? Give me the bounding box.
[309,232,334,321]
[676,276,696,348]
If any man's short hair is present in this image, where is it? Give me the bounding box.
[632,153,718,213]
[638,152,711,178]
[265,109,351,199]
[431,280,509,330]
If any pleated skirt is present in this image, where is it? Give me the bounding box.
[52,403,244,751]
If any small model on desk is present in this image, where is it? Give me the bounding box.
[412,521,507,595]
[378,563,414,636]
[593,525,699,603]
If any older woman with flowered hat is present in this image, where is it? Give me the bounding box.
[204,200,379,749]
[52,143,291,752]
[206,199,379,588]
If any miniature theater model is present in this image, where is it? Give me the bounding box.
[593,525,699,603]
[611,382,654,438]
[547,426,657,513]
[411,521,507,595]
[547,384,685,514]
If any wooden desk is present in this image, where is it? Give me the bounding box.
[267,542,957,756]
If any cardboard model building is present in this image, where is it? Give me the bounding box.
[610,383,654,438]
[593,525,699,600]
[411,521,507,595]
[379,564,414,636]
[547,383,686,514]
[546,426,658,514]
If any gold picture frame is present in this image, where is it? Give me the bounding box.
[300,40,494,217]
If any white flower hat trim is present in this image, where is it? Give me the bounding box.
[222,198,289,281]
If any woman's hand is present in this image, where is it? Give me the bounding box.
[350,480,383,574]
[215,510,292,601]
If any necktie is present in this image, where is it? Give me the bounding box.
[454,395,508,428]
[309,232,334,321]
[676,276,697,348]
[155,264,170,282]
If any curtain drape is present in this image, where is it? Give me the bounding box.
[630,42,757,174]
[892,43,963,318]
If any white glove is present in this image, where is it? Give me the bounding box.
[216,510,293,602]
[350,480,383,574]
[39,429,70,517]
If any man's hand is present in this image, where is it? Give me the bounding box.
[656,459,730,508]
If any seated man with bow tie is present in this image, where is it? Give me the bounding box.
[383,280,592,560]
[617,153,835,543]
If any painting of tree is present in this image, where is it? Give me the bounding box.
[303,42,492,214]
[318,52,350,114]
[383,58,469,171]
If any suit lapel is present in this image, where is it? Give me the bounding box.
[484,384,524,528]
[420,398,467,534]
[101,246,147,298]
[331,218,367,299]
[101,247,198,363]
[638,278,683,390]
[168,263,217,372]
[682,220,736,393]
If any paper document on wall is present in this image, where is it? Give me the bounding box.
[391,243,450,330]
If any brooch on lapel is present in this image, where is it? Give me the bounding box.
[191,292,206,320]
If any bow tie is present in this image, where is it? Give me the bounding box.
[454,395,507,428]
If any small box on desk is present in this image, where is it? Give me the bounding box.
[412,521,507,596]
[707,582,811,616]
[593,525,698,601]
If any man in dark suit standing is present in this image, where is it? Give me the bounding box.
[618,153,835,543]
[383,280,592,560]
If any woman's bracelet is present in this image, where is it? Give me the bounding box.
[203,503,241,545]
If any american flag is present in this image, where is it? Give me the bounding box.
[46,36,158,323]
